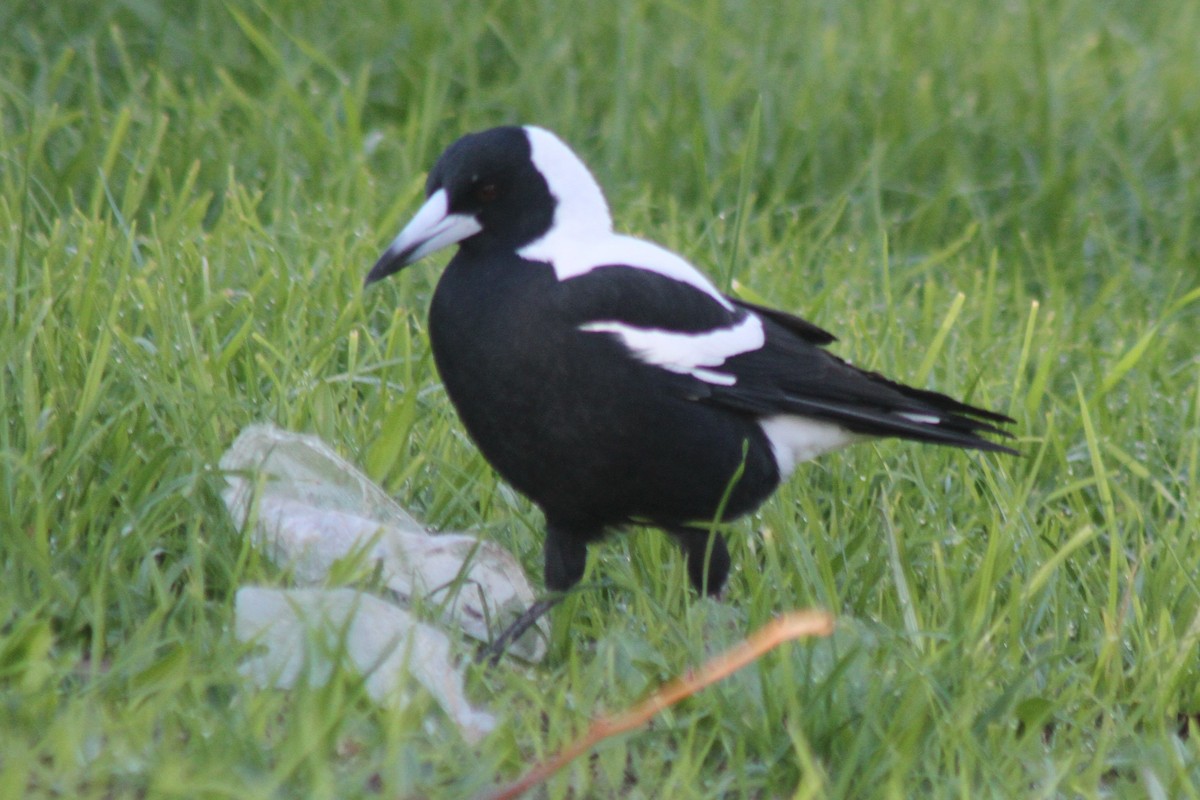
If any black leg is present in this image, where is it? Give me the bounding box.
[475,594,565,667]
[476,521,596,666]
[667,527,730,596]
[543,522,592,592]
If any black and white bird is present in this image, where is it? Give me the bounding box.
[365,125,1014,597]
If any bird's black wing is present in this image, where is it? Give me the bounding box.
[557,264,1015,454]
[704,315,1016,453]
[727,296,837,345]
[556,265,736,332]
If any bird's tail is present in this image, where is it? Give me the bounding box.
[781,379,1018,455]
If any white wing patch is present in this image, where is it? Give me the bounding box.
[758,415,862,477]
[580,314,764,386]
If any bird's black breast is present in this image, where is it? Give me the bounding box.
[426,252,779,529]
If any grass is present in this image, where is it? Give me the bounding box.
[2,0,1198,796]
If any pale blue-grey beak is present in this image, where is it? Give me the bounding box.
[364,188,483,285]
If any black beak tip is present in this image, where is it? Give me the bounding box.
[363,247,409,287]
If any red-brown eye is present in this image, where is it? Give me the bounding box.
[476,183,498,203]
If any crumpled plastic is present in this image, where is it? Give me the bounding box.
[235,587,496,743]
[221,424,547,741]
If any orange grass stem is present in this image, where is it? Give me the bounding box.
[480,610,835,800]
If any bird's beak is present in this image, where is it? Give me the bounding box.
[364,188,483,285]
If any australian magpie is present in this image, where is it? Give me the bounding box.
[365,125,1014,598]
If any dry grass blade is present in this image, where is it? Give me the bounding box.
[478,610,835,800]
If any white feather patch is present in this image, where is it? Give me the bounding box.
[897,412,941,425]
[580,315,764,385]
[534,234,734,308]
[519,127,732,309]
[523,126,612,233]
[758,416,862,477]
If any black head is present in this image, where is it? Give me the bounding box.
[426,127,557,250]
[365,126,614,285]
[365,126,582,285]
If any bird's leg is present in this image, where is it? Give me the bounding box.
[666,527,730,596]
[475,522,595,666]
[475,594,565,667]
[543,521,593,592]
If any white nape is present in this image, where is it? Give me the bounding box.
[522,125,613,235]
[519,127,732,309]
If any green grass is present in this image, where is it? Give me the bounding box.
[2,0,1198,796]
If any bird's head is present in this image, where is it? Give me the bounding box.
[365,125,612,285]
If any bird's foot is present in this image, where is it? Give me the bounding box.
[474,595,564,667]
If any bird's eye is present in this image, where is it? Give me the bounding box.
[475,183,498,204]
